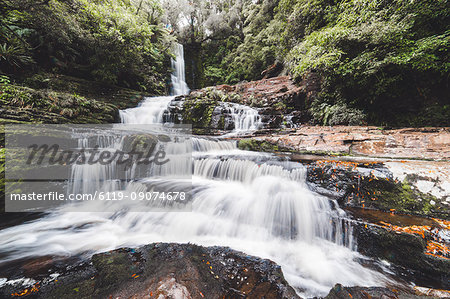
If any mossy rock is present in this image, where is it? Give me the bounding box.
[305,160,447,219]
[0,84,118,124]
[181,98,217,129]
[238,138,280,152]
[23,73,147,110]
[347,177,447,219]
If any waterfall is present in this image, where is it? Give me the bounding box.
[119,44,262,134]
[230,105,261,132]
[171,43,190,96]
[119,96,173,124]
[0,137,388,297]
[0,132,387,296]
[219,102,262,135]
[119,43,189,124]
[0,44,390,298]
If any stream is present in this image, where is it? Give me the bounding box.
[0,44,400,298]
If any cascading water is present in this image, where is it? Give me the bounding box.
[170,43,190,96]
[118,96,174,124]
[118,43,190,124]
[0,43,390,297]
[230,104,261,132]
[219,102,262,135]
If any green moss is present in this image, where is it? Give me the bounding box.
[351,177,446,219]
[217,115,225,129]
[49,277,96,299]
[273,102,287,111]
[122,134,159,153]
[238,138,353,157]
[238,139,279,152]
[0,80,118,124]
[48,249,138,299]
[91,250,137,291]
[181,97,217,129]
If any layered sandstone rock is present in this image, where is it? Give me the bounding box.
[257,126,450,160]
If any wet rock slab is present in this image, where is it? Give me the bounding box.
[0,243,299,299]
[353,221,450,290]
[324,283,436,299]
[256,126,450,160]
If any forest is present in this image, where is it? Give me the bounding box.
[0,1,449,297]
[1,0,449,126]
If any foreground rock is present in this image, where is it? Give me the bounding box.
[0,243,299,298]
[1,242,446,298]
[325,284,405,299]
[353,220,450,289]
[324,284,450,299]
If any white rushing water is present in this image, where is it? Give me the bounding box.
[119,96,173,124]
[229,105,261,132]
[119,43,190,124]
[220,102,262,136]
[171,43,190,96]
[0,43,389,297]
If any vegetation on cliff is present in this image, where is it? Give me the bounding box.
[1,0,172,92]
[0,0,177,126]
[169,0,449,126]
[2,0,448,126]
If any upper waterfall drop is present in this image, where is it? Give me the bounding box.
[119,43,263,134]
[119,43,189,124]
[170,43,190,96]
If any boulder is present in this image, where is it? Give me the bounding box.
[0,243,300,299]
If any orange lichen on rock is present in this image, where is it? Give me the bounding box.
[433,218,450,230]
[316,160,360,170]
[11,283,40,297]
[378,221,430,239]
[425,241,449,259]
[378,220,449,259]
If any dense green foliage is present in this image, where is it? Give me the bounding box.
[174,0,282,86]
[182,0,449,126]
[0,0,172,92]
[284,0,449,126]
[1,0,448,126]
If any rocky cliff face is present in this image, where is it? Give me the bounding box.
[165,76,309,133]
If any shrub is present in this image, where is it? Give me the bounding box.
[1,0,173,93]
[310,101,366,126]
